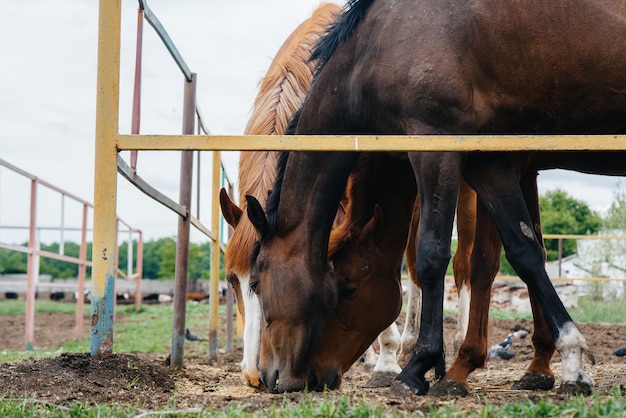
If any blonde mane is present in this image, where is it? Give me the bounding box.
[226,3,341,276]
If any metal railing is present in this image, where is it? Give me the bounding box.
[0,158,142,349]
[99,0,235,366]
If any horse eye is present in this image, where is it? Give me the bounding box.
[250,281,259,295]
[226,273,236,286]
[339,286,357,300]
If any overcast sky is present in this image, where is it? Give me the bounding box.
[0,0,624,247]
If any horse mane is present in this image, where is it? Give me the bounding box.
[310,0,375,78]
[264,151,289,239]
[230,3,341,272]
[244,2,339,137]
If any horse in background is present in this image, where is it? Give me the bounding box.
[246,0,620,395]
[219,2,409,388]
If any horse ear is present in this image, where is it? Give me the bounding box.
[246,195,269,238]
[219,188,243,228]
[333,200,347,229]
[362,205,385,244]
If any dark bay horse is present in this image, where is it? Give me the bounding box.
[220,1,416,388]
[247,0,626,394]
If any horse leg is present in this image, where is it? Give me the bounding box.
[393,152,462,395]
[430,195,500,396]
[399,198,421,368]
[463,156,594,395]
[452,180,476,354]
[399,276,421,367]
[511,171,556,390]
[360,345,378,371]
[365,323,403,387]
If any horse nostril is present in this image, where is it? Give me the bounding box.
[268,369,279,393]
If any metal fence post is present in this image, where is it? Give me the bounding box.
[91,0,121,356]
[171,72,196,368]
[25,179,37,350]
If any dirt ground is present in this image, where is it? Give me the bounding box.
[1,311,626,413]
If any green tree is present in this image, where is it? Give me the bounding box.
[499,189,601,275]
[0,247,27,274]
[540,189,601,260]
[141,237,176,279]
[156,237,177,278]
[117,240,138,277]
[603,185,626,231]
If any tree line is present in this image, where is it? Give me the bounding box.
[0,237,224,280]
[1,188,624,279]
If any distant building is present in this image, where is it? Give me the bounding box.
[546,232,626,301]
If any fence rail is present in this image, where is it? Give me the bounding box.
[116,133,626,152]
[0,158,143,349]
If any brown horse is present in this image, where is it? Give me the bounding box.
[218,2,341,387]
[246,0,625,394]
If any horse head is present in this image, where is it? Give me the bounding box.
[247,189,341,392]
[219,188,264,387]
[306,205,402,388]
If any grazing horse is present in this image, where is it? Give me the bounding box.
[219,3,341,387]
[220,2,413,388]
[246,0,625,394]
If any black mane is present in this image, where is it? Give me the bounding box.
[249,150,289,264]
[257,0,374,248]
[265,151,289,235]
[309,0,375,78]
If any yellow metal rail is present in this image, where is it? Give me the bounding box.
[116,134,626,152]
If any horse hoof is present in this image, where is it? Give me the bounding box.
[557,381,592,396]
[390,377,429,396]
[428,379,469,397]
[511,372,555,391]
[364,371,397,388]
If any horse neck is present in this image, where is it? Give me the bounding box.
[229,4,342,275]
[274,152,359,260]
[329,154,416,259]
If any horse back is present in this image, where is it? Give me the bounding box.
[298,0,626,135]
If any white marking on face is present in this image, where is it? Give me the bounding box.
[239,274,262,387]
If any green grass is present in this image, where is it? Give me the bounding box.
[428,391,626,418]
[0,300,85,316]
[569,296,626,324]
[0,301,224,361]
[2,298,626,416]
[2,391,626,417]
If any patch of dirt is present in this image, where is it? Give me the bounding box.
[1,311,626,412]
